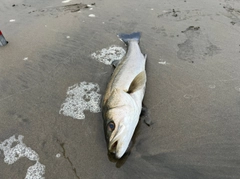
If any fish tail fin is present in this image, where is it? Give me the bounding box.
[117,32,141,44]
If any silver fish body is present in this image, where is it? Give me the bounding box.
[102,32,147,158]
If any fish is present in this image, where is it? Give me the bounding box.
[102,32,147,159]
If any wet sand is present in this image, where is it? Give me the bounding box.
[1,0,240,178]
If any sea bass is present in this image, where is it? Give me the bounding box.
[102,32,147,159]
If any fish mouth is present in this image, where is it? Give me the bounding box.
[108,125,125,157]
[108,124,129,159]
[109,133,120,154]
[109,141,118,153]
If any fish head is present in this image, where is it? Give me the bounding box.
[104,105,139,159]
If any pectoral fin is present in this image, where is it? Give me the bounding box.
[128,71,146,93]
[112,60,120,68]
[140,105,152,126]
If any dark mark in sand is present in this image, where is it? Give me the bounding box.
[181,26,200,32]
[223,4,240,25]
[63,3,89,13]
[177,26,221,63]
[25,3,95,16]
[58,141,80,179]
[172,9,178,17]
[158,9,213,21]
[158,9,180,18]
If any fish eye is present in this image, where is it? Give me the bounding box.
[108,121,115,131]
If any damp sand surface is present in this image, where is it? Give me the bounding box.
[1,0,240,178]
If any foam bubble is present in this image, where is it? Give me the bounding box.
[62,0,71,3]
[59,81,101,119]
[91,45,126,65]
[89,14,96,17]
[87,4,93,8]
[56,153,61,158]
[158,61,167,65]
[0,135,45,179]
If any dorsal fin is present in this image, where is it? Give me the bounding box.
[128,71,146,93]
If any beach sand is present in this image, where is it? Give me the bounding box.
[1,0,240,178]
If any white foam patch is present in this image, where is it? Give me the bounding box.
[91,45,126,65]
[59,81,101,119]
[62,0,71,3]
[0,135,39,164]
[87,4,93,8]
[0,135,45,179]
[158,61,167,65]
[25,161,45,179]
[89,14,96,17]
